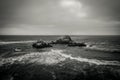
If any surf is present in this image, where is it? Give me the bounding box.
[85,44,120,53]
[0,40,36,45]
[0,49,120,66]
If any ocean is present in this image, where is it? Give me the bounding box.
[0,35,120,80]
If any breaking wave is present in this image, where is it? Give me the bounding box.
[86,45,120,53]
[0,40,36,45]
[0,49,120,66]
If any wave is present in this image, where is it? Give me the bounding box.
[60,53,120,66]
[0,49,66,66]
[85,44,120,53]
[0,40,36,45]
[0,49,120,66]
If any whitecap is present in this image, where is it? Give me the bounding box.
[0,40,36,45]
[0,49,120,66]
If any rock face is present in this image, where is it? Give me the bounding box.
[52,35,73,44]
[32,36,86,49]
[50,35,86,47]
[51,35,86,47]
[32,40,52,48]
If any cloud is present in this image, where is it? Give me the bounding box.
[60,0,87,17]
[60,0,82,8]
[80,0,120,21]
[0,24,56,35]
[0,0,120,35]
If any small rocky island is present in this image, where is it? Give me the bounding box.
[50,35,73,44]
[32,35,86,49]
[32,40,52,48]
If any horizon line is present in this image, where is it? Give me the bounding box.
[0,34,120,36]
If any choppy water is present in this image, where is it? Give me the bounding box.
[0,35,120,52]
[0,35,120,80]
[0,49,120,66]
[0,35,120,63]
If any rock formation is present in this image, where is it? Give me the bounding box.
[32,40,52,48]
[68,42,86,47]
[51,35,73,44]
[32,36,86,49]
[51,35,86,47]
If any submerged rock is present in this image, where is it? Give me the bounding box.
[32,40,52,48]
[14,48,22,52]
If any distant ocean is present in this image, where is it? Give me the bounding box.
[0,35,120,80]
[0,35,120,52]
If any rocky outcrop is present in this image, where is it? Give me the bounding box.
[67,42,86,47]
[51,35,73,44]
[32,40,52,48]
[32,36,86,49]
[50,35,86,47]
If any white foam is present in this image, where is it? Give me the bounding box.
[0,49,65,66]
[57,50,120,66]
[0,40,35,45]
[0,49,120,66]
[85,45,120,53]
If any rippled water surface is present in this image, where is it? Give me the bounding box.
[0,35,120,80]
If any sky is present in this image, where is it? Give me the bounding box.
[0,0,120,35]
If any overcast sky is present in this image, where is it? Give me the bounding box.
[0,0,120,35]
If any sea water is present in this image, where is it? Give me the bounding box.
[0,35,120,80]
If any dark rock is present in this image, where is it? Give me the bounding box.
[32,36,87,49]
[49,41,56,44]
[68,42,86,47]
[52,35,73,44]
[32,40,52,49]
[50,35,87,47]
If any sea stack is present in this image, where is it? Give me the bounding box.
[51,35,73,44]
[50,35,86,47]
[32,36,86,49]
[32,40,52,48]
